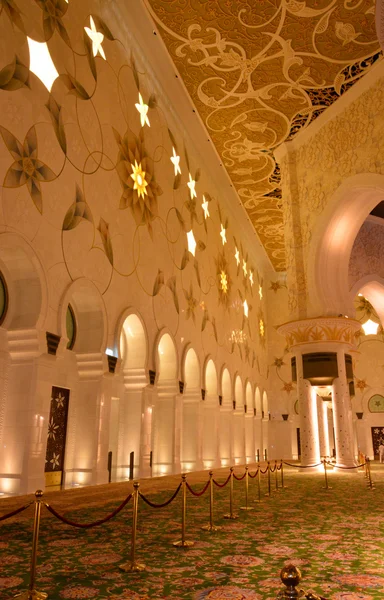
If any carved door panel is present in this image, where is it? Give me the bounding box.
[371,426,384,461]
[44,386,70,488]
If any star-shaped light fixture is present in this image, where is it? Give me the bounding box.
[130,160,148,198]
[84,16,106,60]
[187,173,197,199]
[27,37,59,91]
[170,147,181,176]
[220,224,227,245]
[362,319,379,335]
[243,299,249,318]
[234,247,240,266]
[187,230,197,256]
[202,195,210,219]
[242,259,247,277]
[249,271,254,286]
[135,93,150,128]
[259,285,263,300]
[220,271,228,293]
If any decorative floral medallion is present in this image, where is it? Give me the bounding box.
[61,585,100,598]
[195,586,262,600]
[220,555,264,568]
[0,576,24,588]
[333,574,384,589]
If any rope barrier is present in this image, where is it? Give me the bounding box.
[213,473,231,488]
[44,493,133,528]
[233,471,246,481]
[248,468,259,479]
[0,500,33,522]
[283,461,322,468]
[325,461,366,469]
[269,464,277,473]
[186,479,210,497]
[260,466,269,474]
[139,483,181,508]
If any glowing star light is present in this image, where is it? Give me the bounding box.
[187,230,197,256]
[220,224,227,245]
[202,195,210,219]
[362,319,379,335]
[84,16,106,60]
[234,247,240,266]
[27,37,59,91]
[243,299,249,318]
[130,161,148,199]
[135,93,150,128]
[170,147,181,176]
[259,285,263,299]
[242,259,247,277]
[249,271,254,286]
[220,271,228,293]
[187,173,197,199]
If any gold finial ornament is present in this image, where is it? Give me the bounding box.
[278,564,304,598]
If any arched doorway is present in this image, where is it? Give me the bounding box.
[244,381,255,463]
[262,391,269,460]
[254,387,262,462]
[202,359,219,469]
[233,375,245,465]
[181,347,201,471]
[218,367,232,466]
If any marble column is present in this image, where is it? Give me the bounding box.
[296,353,321,466]
[332,349,356,468]
[181,387,202,472]
[317,395,330,458]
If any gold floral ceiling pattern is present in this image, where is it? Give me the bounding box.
[144,0,381,270]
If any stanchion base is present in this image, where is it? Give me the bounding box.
[223,513,238,519]
[201,524,222,532]
[323,487,332,490]
[119,561,146,572]
[14,590,48,600]
[240,506,254,511]
[173,540,195,547]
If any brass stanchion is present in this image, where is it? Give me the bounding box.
[202,471,221,532]
[267,461,271,496]
[323,459,331,490]
[274,460,279,492]
[280,460,285,489]
[257,463,261,503]
[224,467,238,519]
[240,466,253,510]
[367,458,374,490]
[120,481,146,572]
[173,474,194,547]
[14,490,47,600]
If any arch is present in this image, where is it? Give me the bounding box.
[183,346,200,390]
[307,174,384,317]
[262,391,269,415]
[234,374,244,406]
[255,387,262,415]
[119,312,148,370]
[58,278,107,353]
[351,277,384,327]
[245,380,253,412]
[221,367,232,407]
[204,358,217,395]
[157,331,178,381]
[0,232,47,330]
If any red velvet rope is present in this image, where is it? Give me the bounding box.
[269,464,277,473]
[139,483,182,508]
[44,493,133,528]
[260,466,269,474]
[213,473,231,488]
[277,462,282,471]
[325,461,366,470]
[233,472,246,481]
[0,501,33,522]
[186,479,210,497]
[248,469,259,479]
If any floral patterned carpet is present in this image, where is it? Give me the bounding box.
[1,464,384,600]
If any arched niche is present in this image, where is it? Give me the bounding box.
[0,232,47,330]
[183,346,200,390]
[58,278,107,353]
[157,332,178,382]
[262,391,269,416]
[245,381,253,412]
[221,367,232,407]
[255,387,262,415]
[205,358,217,396]
[119,312,148,371]
[307,174,384,317]
[234,375,244,406]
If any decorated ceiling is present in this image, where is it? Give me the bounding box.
[144,0,381,271]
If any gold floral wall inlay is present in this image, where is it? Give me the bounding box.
[145,0,381,270]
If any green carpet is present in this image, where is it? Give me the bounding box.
[1,465,383,599]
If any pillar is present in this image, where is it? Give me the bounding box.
[332,349,356,468]
[181,387,202,471]
[296,353,320,466]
